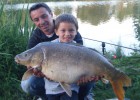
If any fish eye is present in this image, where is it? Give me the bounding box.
[24,53,28,57]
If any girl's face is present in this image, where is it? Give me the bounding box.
[55,22,77,43]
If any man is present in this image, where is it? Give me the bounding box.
[28,3,83,49]
[21,2,98,100]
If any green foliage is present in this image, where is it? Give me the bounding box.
[0,3,33,99]
[105,42,125,60]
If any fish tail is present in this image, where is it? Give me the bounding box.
[110,73,131,100]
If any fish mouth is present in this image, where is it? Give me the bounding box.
[14,54,32,64]
[14,56,20,64]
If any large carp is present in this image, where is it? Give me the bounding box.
[15,42,131,100]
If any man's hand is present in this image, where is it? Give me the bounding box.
[26,66,45,77]
[33,68,45,77]
[77,75,104,85]
[27,66,53,80]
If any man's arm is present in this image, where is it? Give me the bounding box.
[27,32,40,49]
[74,32,83,45]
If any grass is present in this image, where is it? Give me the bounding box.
[0,1,140,100]
[0,2,33,99]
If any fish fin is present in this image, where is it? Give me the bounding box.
[110,80,124,100]
[120,73,131,87]
[59,82,72,97]
[22,69,33,81]
[110,73,131,100]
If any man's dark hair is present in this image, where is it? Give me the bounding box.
[29,2,52,20]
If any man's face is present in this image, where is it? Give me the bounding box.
[30,7,54,34]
